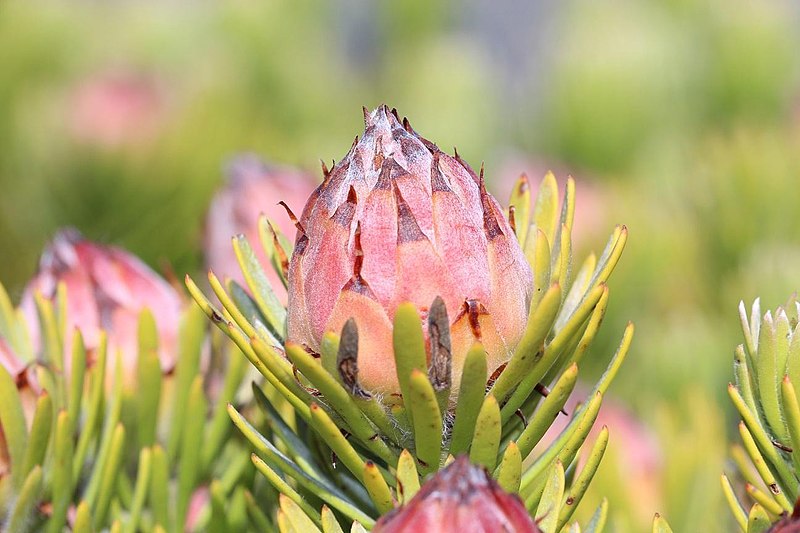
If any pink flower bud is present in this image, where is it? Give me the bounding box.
[287,106,532,393]
[205,155,319,301]
[20,229,182,382]
[374,456,540,533]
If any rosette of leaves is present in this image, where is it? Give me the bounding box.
[724,296,800,532]
[0,286,255,532]
[188,164,633,532]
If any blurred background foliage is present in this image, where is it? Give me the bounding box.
[1,0,799,530]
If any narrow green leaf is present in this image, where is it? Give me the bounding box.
[232,235,287,335]
[93,423,126,528]
[721,474,748,532]
[550,224,571,290]
[393,303,428,421]
[509,173,531,247]
[137,349,162,449]
[124,447,152,533]
[178,376,207,528]
[557,253,597,333]
[533,171,559,245]
[449,343,488,455]
[73,334,107,481]
[737,421,792,511]
[21,391,52,483]
[470,395,501,471]
[0,363,28,488]
[734,344,763,429]
[491,283,561,403]
[407,369,443,475]
[167,306,205,461]
[535,460,565,532]
[245,490,276,532]
[309,402,368,482]
[286,343,394,463]
[149,445,171,531]
[587,322,634,398]
[6,465,43,533]
[251,454,322,527]
[495,442,522,494]
[525,228,551,313]
[228,406,375,527]
[202,342,248,469]
[364,461,394,514]
[396,449,421,504]
[68,329,86,434]
[208,270,257,339]
[746,483,785,516]
[73,501,93,533]
[757,313,789,443]
[515,363,578,460]
[250,336,315,416]
[780,376,800,473]
[48,411,75,533]
[558,426,609,528]
[258,216,292,290]
[587,225,628,289]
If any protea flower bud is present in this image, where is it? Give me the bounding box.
[20,229,182,381]
[287,106,533,393]
[374,456,540,533]
[205,155,318,300]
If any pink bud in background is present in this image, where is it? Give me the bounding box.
[374,456,540,533]
[68,68,167,148]
[287,106,533,394]
[204,155,319,302]
[20,229,183,382]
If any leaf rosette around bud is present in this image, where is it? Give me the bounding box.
[287,105,533,394]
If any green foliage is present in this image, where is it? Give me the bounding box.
[0,285,252,532]
[189,175,631,531]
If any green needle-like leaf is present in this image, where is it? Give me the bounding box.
[251,455,322,527]
[73,333,107,482]
[407,369,443,475]
[509,173,531,247]
[0,363,28,489]
[68,330,86,434]
[93,423,126,528]
[558,426,609,528]
[7,465,43,533]
[124,447,152,533]
[449,343,487,456]
[167,306,204,461]
[149,445,171,530]
[21,391,52,483]
[584,498,608,533]
[233,235,286,335]
[535,459,565,532]
[309,402,368,483]
[178,376,207,527]
[526,228,552,313]
[286,343,394,463]
[721,474,748,532]
[470,395,501,470]
[515,363,578,460]
[757,314,789,443]
[393,303,428,421]
[746,483,784,516]
[396,449,421,504]
[48,411,75,533]
[137,349,162,449]
[73,501,93,533]
[780,376,800,472]
[208,270,257,339]
[202,344,248,469]
[363,461,395,514]
[279,494,322,533]
[737,421,792,511]
[491,283,561,403]
[533,171,559,245]
[495,442,522,494]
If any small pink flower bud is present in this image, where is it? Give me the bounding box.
[287,106,532,393]
[374,456,540,533]
[204,155,318,301]
[20,229,183,382]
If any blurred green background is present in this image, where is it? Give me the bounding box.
[1,0,799,530]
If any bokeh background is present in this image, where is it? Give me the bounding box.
[1,1,799,530]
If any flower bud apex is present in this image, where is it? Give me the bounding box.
[374,456,540,533]
[287,106,532,393]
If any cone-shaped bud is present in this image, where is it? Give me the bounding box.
[374,456,540,532]
[20,228,182,380]
[287,106,532,393]
[205,155,318,300]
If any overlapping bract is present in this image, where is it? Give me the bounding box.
[287,105,532,393]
